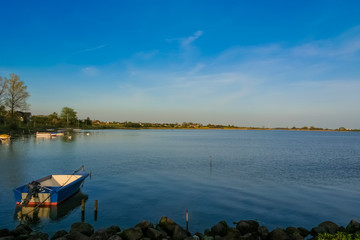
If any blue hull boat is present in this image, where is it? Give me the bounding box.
[14,170,89,206]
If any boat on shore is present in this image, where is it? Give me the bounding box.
[14,167,89,206]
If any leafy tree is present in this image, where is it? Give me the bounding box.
[84,117,92,126]
[47,112,60,126]
[60,107,77,126]
[4,73,30,121]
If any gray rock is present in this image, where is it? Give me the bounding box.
[106,226,121,235]
[28,232,49,240]
[52,237,68,240]
[319,221,339,234]
[288,232,303,240]
[235,220,259,235]
[121,227,143,240]
[172,225,188,240]
[203,236,214,240]
[0,236,14,240]
[296,227,309,237]
[136,221,153,233]
[210,221,228,237]
[146,228,166,240]
[268,228,289,240]
[185,235,200,240]
[14,235,30,240]
[89,229,112,240]
[158,217,177,235]
[70,222,94,237]
[51,230,68,240]
[108,235,122,240]
[0,229,10,238]
[223,228,240,240]
[64,231,90,240]
[311,221,339,236]
[285,227,298,235]
[346,219,360,233]
[11,224,32,237]
[239,233,258,240]
[258,225,269,240]
[194,232,203,239]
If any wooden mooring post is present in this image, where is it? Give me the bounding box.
[94,200,98,221]
[81,199,85,222]
[186,209,189,232]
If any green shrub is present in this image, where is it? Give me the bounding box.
[317,232,360,240]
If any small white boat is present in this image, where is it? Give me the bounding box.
[36,132,51,138]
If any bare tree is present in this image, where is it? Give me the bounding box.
[0,76,6,105]
[4,73,30,121]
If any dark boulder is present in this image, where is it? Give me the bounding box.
[70,222,94,237]
[89,229,112,240]
[210,221,228,237]
[121,227,143,240]
[268,228,289,240]
[135,221,153,233]
[311,221,339,236]
[10,224,32,237]
[223,228,240,240]
[146,228,166,240]
[235,220,259,235]
[158,217,177,235]
[51,230,68,240]
[108,235,122,240]
[64,231,90,240]
[288,232,303,240]
[0,229,10,238]
[27,232,49,240]
[258,226,269,240]
[239,232,258,240]
[346,219,360,233]
[173,225,188,240]
[106,226,121,236]
[296,227,309,237]
[285,227,298,235]
[0,236,14,240]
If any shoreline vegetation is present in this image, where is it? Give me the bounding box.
[1,74,359,136]
[1,121,359,137]
[2,217,360,240]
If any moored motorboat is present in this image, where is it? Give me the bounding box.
[14,167,89,206]
[36,132,51,138]
[0,134,11,140]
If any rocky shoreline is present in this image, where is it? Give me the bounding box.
[1,217,360,240]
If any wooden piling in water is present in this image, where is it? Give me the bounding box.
[81,199,85,222]
[94,200,98,221]
[186,209,189,231]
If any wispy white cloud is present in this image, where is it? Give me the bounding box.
[82,66,100,77]
[134,50,159,60]
[181,30,203,47]
[80,44,107,53]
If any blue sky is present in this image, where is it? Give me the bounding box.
[1,1,360,128]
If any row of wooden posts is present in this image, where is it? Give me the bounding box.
[80,199,189,232]
[81,199,98,222]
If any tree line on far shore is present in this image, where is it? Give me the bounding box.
[0,73,358,132]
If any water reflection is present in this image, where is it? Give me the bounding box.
[14,191,88,225]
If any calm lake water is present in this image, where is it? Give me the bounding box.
[1,129,360,235]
